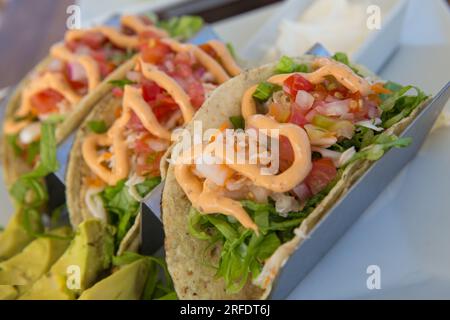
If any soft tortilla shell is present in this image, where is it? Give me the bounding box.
[1,54,137,187]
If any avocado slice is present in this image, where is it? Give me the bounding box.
[0,227,71,296]
[0,209,42,261]
[0,285,18,300]
[79,258,150,300]
[19,219,113,300]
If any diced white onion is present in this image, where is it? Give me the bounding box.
[270,193,302,217]
[337,146,356,167]
[85,187,107,221]
[19,122,41,144]
[295,90,315,111]
[316,99,350,116]
[126,71,141,82]
[147,138,169,152]
[356,118,383,132]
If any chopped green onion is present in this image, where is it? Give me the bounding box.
[253,82,281,101]
[87,120,108,134]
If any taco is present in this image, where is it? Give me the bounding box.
[66,37,241,254]
[161,54,429,299]
[1,15,168,187]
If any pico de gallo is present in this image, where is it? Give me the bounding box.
[173,54,428,293]
[80,38,240,248]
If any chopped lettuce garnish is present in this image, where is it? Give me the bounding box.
[9,123,72,240]
[101,177,161,247]
[108,79,135,88]
[135,176,161,198]
[332,52,350,66]
[380,84,428,128]
[87,120,108,134]
[226,43,237,59]
[349,133,412,163]
[253,82,281,101]
[158,15,204,41]
[112,251,176,300]
[188,198,317,293]
[101,180,139,246]
[10,122,59,208]
[229,115,245,130]
[332,52,361,75]
[275,56,309,74]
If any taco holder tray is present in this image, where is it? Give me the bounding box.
[0,5,449,300]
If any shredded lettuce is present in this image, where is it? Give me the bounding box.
[101,180,139,246]
[349,133,412,163]
[112,251,176,300]
[101,177,161,247]
[380,84,428,128]
[158,15,203,41]
[135,176,161,198]
[188,198,315,293]
[8,123,72,240]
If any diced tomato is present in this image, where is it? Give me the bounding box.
[278,136,294,172]
[140,39,172,64]
[283,74,314,100]
[152,94,179,121]
[304,158,337,195]
[112,87,124,97]
[127,111,146,131]
[142,79,162,102]
[97,59,116,78]
[135,136,152,153]
[30,89,64,115]
[288,104,308,127]
[185,80,205,109]
[136,152,163,177]
[64,63,88,92]
[79,32,106,50]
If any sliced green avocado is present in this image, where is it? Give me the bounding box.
[79,258,150,300]
[0,285,18,300]
[0,227,72,296]
[19,219,114,300]
[0,209,42,261]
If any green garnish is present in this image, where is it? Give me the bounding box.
[135,176,161,198]
[101,177,160,247]
[229,116,245,130]
[158,15,204,41]
[226,43,237,59]
[87,120,108,134]
[276,56,309,74]
[253,82,281,101]
[9,123,72,240]
[332,52,350,66]
[108,79,135,88]
[379,84,428,128]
